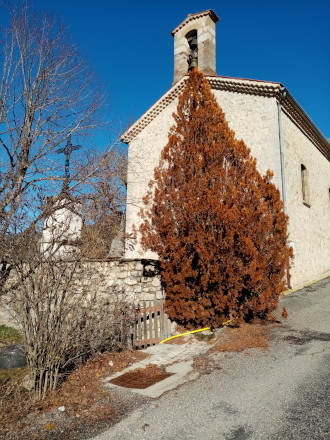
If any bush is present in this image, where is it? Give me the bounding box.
[9,260,135,399]
[140,69,292,329]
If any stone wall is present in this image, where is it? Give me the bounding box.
[74,259,163,302]
[0,259,163,328]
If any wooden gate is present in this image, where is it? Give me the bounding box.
[132,299,172,348]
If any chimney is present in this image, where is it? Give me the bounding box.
[171,10,219,84]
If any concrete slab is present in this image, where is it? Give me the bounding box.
[103,359,199,398]
[102,338,211,398]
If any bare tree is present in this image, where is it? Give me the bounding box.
[0,2,104,293]
[7,237,135,399]
[78,147,127,258]
[0,2,134,402]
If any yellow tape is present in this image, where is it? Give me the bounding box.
[160,319,233,344]
[160,275,330,345]
[281,273,330,296]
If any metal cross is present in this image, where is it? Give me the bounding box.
[56,135,82,193]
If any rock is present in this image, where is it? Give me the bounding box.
[0,343,27,369]
[58,406,66,412]
[125,278,137,286]
[152,278,160,287]
[21,373,34,390]
[156,289,164,299]
[134,285,142,293]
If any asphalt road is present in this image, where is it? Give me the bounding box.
[92,276,330,440]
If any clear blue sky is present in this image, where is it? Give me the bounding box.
[5,1,330,147]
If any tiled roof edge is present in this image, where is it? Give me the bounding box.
[120,76,187,144]
[170,10,219,36]
[120,75,330,161]
[120,76,281,144]
[280,91,330,161]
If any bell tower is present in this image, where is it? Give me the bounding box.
[171,10,219,84]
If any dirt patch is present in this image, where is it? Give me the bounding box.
[283,335,306,345]
[163,335,190,345]
[282,330,330,346]
[210,323,271,353]
[109,364,173,389]
[193,322,274,374]
[193,354,222,374]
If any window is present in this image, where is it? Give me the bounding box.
[301,164,310,207]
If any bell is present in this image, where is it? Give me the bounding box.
[189,58,198,70]
[188,37,198,50]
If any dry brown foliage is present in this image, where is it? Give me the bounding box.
[140,69,293,329]
[78,148,127,259]
[43,350,149,414]
[210,323,271,353]
[0,350,149,439]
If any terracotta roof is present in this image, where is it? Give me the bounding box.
[120,75,330,161]
[171,10,219,36]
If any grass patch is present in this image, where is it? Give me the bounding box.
[0,366,28,386]
[0,325,22,344]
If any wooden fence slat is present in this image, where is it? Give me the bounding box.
[154,300,159,343]
[138,306,142,348]
[148,301,153,346]
[132,308,137,348]
[131,299,173,348]
[143,301,147,348]
[165,311,170,337]
[161,301,165,341]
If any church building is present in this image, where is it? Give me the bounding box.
[121,10,330,289]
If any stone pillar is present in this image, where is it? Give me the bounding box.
[171,10,219,84]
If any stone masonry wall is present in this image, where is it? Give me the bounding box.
[74,259,164,302]
[0,259,163,328]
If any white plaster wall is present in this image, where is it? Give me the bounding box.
[125,89,282,259]
[212,92,282,191]
[282,111,330,287]
[40,200,82,257]
[126,99,178,259]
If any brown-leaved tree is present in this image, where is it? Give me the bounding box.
[140,69,292,329]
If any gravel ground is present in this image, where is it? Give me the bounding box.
[91,276,330,440]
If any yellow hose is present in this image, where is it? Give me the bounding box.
[160,319,232,344]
